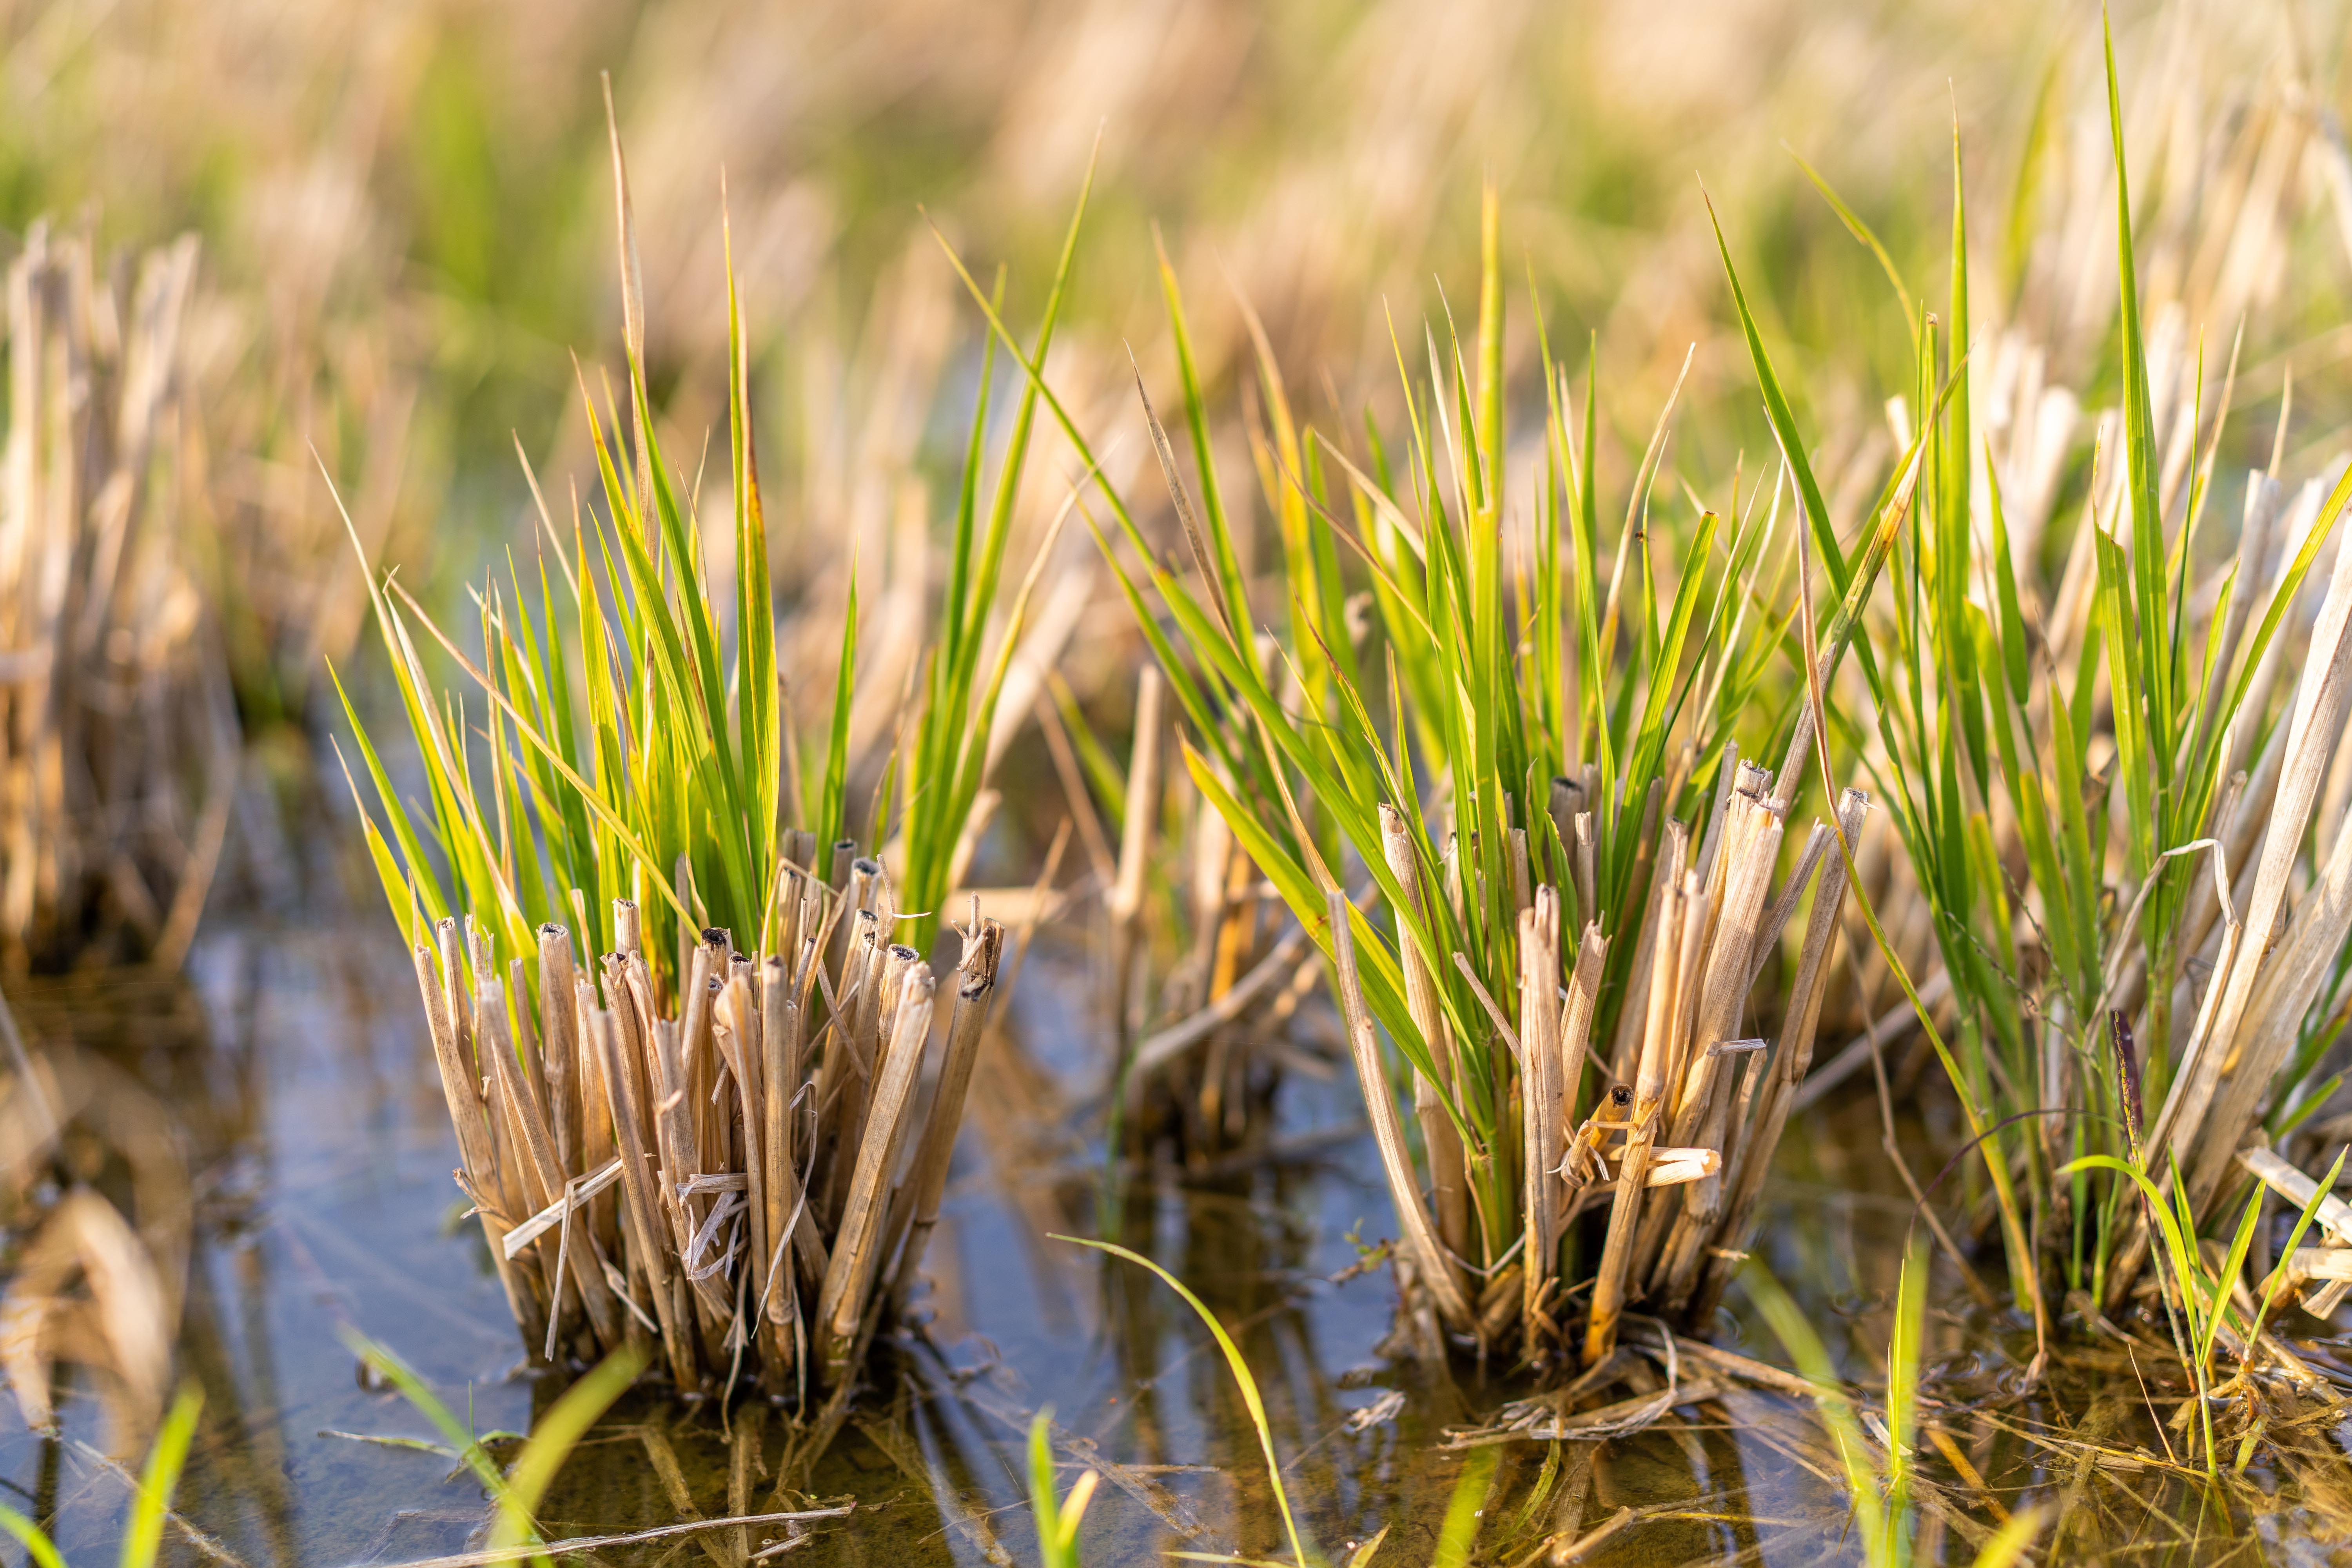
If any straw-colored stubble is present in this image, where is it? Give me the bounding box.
[1695,788,1866,1322]
[815,965,936,1378]
[1585,827,1688,1367]
[1379,804,1472,1305]
[1327,886,1474,1333]
[886,920,1004,1313]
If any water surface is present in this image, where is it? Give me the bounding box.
[9,916,2352,1565]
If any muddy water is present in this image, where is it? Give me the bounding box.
[8,917,2352,1565]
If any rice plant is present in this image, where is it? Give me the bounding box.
[0,1385,201,1568]
[334,99,1082,1397]
[2058,1050,2348,1476]
[1025,1406,1100,1568]
[1054,1232,1486,1567]
[1768,20,2352,1364]
[942,184,1916,1372]
[1067,1235,1314,1564]
[347,1332,853,1559]
[1746,1245,2046,1568]
[347,1333,659,1563]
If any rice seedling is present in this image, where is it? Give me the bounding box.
[1745,1244,2047,1568]
[343,1331,858,1563]
[1762,20,2352,1387]
[1424,1452,1495,1568]
[950,184,1905,1376]
[1056,1232,1464,1568]
[1057,1231,1860,1564]
[0,221,241,972]
[0,1383,200,1568]
[332,100,1081,1399]
[348,1334,644,1564]
[1026,1407,1100,1568]
[2056,1049,2350,1477]
[1065,1234,1312,1563]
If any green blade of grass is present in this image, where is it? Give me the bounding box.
[1431,1446,1498,1568]
[119,1386,201,1568]
[0,1507,64,1568]
[487,1345,648,1556]
[1743,1261,1889,1559]
[1056,1235,1314,1567]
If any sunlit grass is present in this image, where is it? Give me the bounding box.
[0,1385,200,1568]
[332,97,1080,1393]
[939,167,1918,1370]
[1754,19,2352,1370]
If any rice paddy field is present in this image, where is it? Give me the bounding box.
[16,1,2352,1563]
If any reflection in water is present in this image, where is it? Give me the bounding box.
[6,922,2352,1564]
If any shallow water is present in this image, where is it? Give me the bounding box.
[9,915,2352,1566]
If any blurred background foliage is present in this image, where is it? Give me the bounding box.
[4,0,2348,724]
